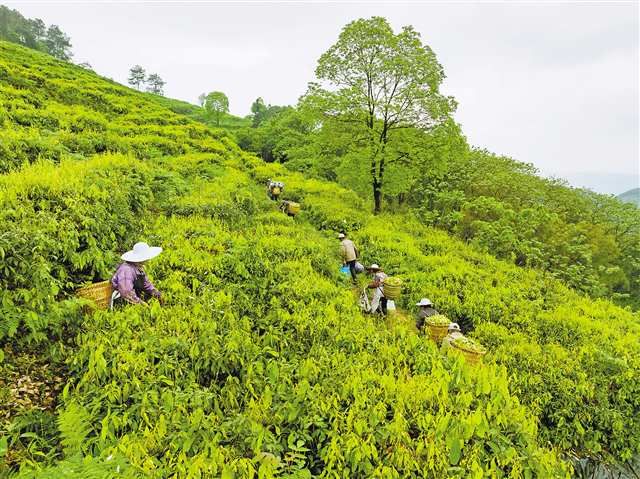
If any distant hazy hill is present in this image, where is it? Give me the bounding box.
[618,188,640,206]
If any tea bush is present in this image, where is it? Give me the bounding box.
[0,41,236,173]
[1,39,638,477]
[235,157,640,467]
[0,155,154,345]
[1,150,573,476]
[46,182,568,478]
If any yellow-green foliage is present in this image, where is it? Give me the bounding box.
[234,156,640,465]
[0,41,235,172]
[426,314,451,326]
[0,40,637,478]
[2,153,569,477]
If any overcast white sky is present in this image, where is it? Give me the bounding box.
[6,0,639,194]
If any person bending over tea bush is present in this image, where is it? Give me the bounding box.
[367,263,388,315]
[415,297,439,330]
[267,179,284,200]
[441,322,464,351]
[111,242,163,308]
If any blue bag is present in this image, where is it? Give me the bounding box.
[340,265,350,275]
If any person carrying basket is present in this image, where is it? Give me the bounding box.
[366,263,388,315]
[110,242,163,308]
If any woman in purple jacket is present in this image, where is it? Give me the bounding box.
[110,242,163,308]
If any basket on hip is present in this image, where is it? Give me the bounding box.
[427,323,449,342]
[286,202,301,215]
[76,280,113,310]
[451,342,486,366]
[383,277,402,300]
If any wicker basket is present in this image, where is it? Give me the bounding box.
[76,280,113,310]
[383,277,402,300]
[286,202,301,216]
[451,342,486,366]
[426,322,450,342]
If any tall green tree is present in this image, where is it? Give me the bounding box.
[146,73,165,95]
[0,6,72,59]
[203,91,229,126]
[44,25,72,61]
[308,16,454,213]
[28,18,46,39]
[250,97,288,128]
[128,65,146,90]
[250,97,268,127]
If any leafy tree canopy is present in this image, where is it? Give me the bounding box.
[0,5,72,60]
[127,64,146,90]
[146,72,165,95]
[202,90,230,126]
[305,16,455,213]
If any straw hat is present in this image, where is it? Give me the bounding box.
[448,322,461,332]
[122,242,163,263]
[338,233,345,239]
[367,263,382,271]
[416,298,433,307]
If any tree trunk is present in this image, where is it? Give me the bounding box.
[373,184,382,215]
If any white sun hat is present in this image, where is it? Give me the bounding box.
[121,242,163,263]
[338,233,345,239]
[416,298,433,307]
[448,322,461,332]
[368,263,381,271]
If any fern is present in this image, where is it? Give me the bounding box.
[0,308,20,340]
[57,402,91,457]
[15,454,137,479]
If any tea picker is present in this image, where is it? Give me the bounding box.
[280,200,301,217]
[440,323,487,365]
[440,323,464,351]
[110,242,163,309]
[338,232,361,283]
[415,298,439,331]
[366,263,388,315]
[267,179,284,201]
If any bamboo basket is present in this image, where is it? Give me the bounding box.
[286,202,301,216]
[426,322,450,342]
[451,342,486,366]
[76,281,113,310]
[383,277,402,300]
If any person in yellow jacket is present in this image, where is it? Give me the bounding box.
[338,232,359,282]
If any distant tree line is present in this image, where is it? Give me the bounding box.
[0,5,72,61]
[128,65,165,95]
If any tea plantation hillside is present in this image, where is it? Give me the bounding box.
[0,42,237,174]
[1,41,639,478]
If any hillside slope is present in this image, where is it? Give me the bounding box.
[0,41,235,174]
[618,188,640,207]
[1,41,639,477]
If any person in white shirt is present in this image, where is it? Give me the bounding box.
[367,263,388,315]
[441,323,464,351]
